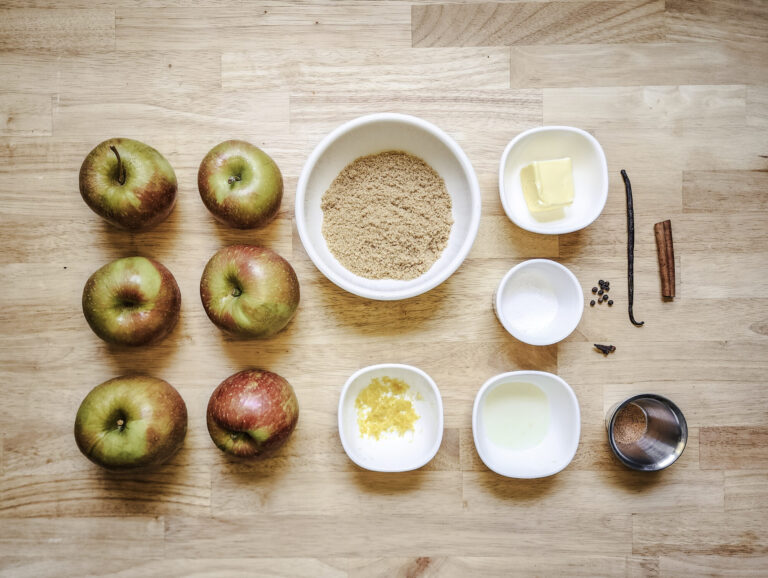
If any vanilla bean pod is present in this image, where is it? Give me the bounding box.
[621,170,644,327]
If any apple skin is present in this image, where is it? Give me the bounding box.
[207,369,299,459]
[200,245,299,339]
[74,375,187,471]
[83,256,181,346]
[198,140,283,229]
[79,138,177,231]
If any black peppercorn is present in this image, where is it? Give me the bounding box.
[590,300,595,306]
[608,300,614,306]
[592,287,598,294]
[598,289,604,295]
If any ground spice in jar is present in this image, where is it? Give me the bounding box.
[613,402,647,445]
[321,151,453,280]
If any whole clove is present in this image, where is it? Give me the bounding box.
[594,343,616,355]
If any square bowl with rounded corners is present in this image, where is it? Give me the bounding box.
[338,364,444,472]
[494,259,584,346]
[296,113,481,301]
[472,371,580,479]
[499,126,608,235]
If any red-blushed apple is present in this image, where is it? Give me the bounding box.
[82,256,181,346]
[198,140,283,229]
[74,375,187,471]
[79,138,177,230]
[199,245,299,339]
[207,369,299,459]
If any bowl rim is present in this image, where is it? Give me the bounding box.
[498,125,609,235]
[296,112,482,301]
[494,258,585,346]
[337,363,445,472]
[472,370,581,479]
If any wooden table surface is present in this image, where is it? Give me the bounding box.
[1,1,767,576]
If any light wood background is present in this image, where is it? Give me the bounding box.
[1,1,767,577]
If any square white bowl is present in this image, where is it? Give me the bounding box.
[494,259,584,346]
[472,371,581,479]
[296,113,481,300]
[338,364,443,472]
[499,126,608,235]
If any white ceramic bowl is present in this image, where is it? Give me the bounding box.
[296,113,481,300]
[473,371,580,478]
[338,364,444,472]
[499,126,608,235]
[494,259,584,346]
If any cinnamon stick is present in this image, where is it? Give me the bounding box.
[654,220,675,298]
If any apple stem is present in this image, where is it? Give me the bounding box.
[231,287,242,297]
[109,145,127,186]
[116,418,125,432]
[227,175,242,185]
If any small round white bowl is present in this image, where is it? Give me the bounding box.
[338,364,444,472]
[494,259,584,346]
[499,126,608,235]
[296,113,481,301]
[473,371,580,478]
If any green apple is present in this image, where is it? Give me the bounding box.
[74,375,187,471]
[79,138,177,230]
[82,256,181,346]
[200,245,299,339]
[197,140,283,229]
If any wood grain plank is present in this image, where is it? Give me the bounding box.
[116,6,411,51]
[0,94,51,136]
[0,517,164,558]
[511,42,768,88]
[633,511,768,555]
[0,468,211,518]
[347,555,630,577]
[51,92,289,140]
[747,85,768,127]
[212,470,463,516]
[701,427,768,470]
[0,8,115,53]
[544,85,746,128]
[725,471,768,511]
[164,513,632,557]
[0,558,346,578]
[683,170,768,213]
[462,469,723,513]
[665,0,768,43]
[223,48,510,91]
[659,554,768,577]
[593,126,768,172]
[412,1,664,47]
[0,52,220,101]
[682,253,768,298]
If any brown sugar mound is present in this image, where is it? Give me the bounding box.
[321,151,453,280]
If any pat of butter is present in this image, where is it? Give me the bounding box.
[520,158,574,213]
